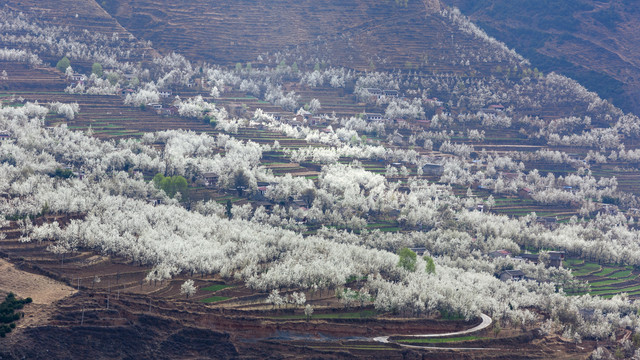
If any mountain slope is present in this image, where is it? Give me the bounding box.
[3,0,130,35]
[440,0,640,115]
[99,0,450,69]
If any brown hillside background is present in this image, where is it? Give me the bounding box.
[5,0,640,114]
[99,0,448,70]
[441,0,640,115]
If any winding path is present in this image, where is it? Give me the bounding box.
[372,313,499,350]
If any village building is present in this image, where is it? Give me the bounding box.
[391,133,405,145]
[162,106,179,116]
[500,269,525,282]
[364,113,385,122]
[72,171,85,180]
[485,104,505,113]
[266,112,282,121]
[364,88,383,97]
[70,73,86,82]
[517,251,565,268]
[421,163,444,176]
[489,249,511,258]
[548,251,565,268]
[202,172,219,187]
[121,88,135,97]
[518,187,533,199]
[424,98,443,106]
[599,204,619,215]
[383,89,399,97]
[627,208,640,218]
[159,89,173,98]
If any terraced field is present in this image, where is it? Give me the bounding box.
[565,259,640,299]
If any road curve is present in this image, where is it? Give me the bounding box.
[372,313,498,350]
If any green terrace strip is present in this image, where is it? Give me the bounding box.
[200,296,230,303]
[589,283,640,293]
[564,259,585,266]
[590,285,640,296]
[592,267,622,277]
[588,276,637,288]
[200,284,233,292]
[396,335,489,344]
[603,289,640,299]
[569,263,602,276]
[608,269,634,279]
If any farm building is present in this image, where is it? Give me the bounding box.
[548,251,565,268]
[422,163,444,176]
[202,172,219,187]
[518,187,533,199]
[266,112,282,121]
[0,131,10,142]
[599,204,618,215]
[70,73,86,82]
[485,104,505,112]
[364,88,383,97]
[500,269,525,282]
[517,251,564,268]
[536,216,557,229]
[364,113,385,122]
[489,249,511,258]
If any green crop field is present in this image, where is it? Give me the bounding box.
[200,284,233,292]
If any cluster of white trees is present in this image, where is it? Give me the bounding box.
[300,67,352,88]
[0,47,42,67]
[4,93,640,341]
[47,102,80,120]
[5,3,640,344]
[0,8,145,73]
[176,95,227,122]
[65,73,120,95]
[124,83,160,107]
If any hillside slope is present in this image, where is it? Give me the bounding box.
[3,0,129,35]
[100,0,449,70]
[440,0,640,115]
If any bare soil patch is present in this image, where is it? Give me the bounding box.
[0,258,76,305]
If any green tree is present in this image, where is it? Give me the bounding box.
[107,72,119,85]
[397,247,417,272]
[424,255,436,274]
[291,62,299,73]
[56,56,70,72]
[91,62,103,77]
[152,173,189,199]
[54,168,74,179]
[225,199,233,219]
[301,188,316,207]
[233,170,250,197]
